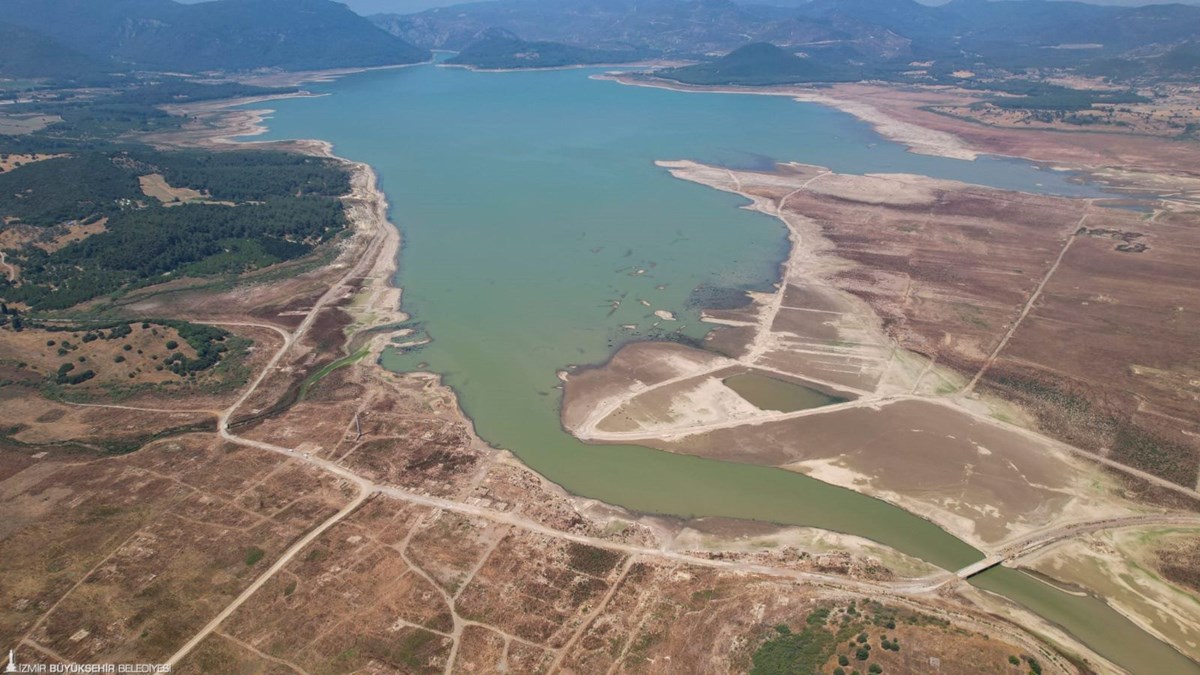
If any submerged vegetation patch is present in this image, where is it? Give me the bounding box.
[687,284,756,311]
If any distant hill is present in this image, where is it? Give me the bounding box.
[0,0,430,75]
[372,0,852,56]
[446,32,651,69]
[0,21,108,80]
[659,42,861,85]
[371,0,1200,80]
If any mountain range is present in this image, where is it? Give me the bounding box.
[0,0,430,79]
[372,0,1200,79]
[2,0,1196,83]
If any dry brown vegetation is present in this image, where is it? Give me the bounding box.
[983,207,1200,487]
[0,219,109,261]
[168,484,1050,675]
[0,153,65,173]
[0,434,354,664]
[656,161,1200,490]
[1157,535,1200,594]
[139,173,208,205]
[823,83,1200,177]
[931,87,1200,139]
[0,322,202,388]
[139,173,234,207]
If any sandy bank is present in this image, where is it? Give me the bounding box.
[596,73,980,161]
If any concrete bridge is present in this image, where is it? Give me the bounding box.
[955,555,1005,579]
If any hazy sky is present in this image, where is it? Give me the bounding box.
[178,0,1200,17]
[339,0,1200,16]
[341,0,463,12]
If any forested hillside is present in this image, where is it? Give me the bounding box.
[661,42,861,85]
[374,0,1200,81]
[446,33,649,69]
[0,21,109,80]
[0,0,430,76]
[0,150,351,310]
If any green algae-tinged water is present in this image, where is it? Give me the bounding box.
[975,568,1200,674]
[723,372,849,412]
[243,63,1198,672]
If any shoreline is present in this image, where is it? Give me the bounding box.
[568,157,1200,674]
[437,59,682,74]
[595,72,981,161]
[147,68,1192,674]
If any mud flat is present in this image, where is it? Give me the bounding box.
[645,159,1200,494]
[603,74,1200,180]
[561,157,1200,672]
[1020,526,1200,662]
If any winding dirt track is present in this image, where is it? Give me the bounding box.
[0,250,15,283]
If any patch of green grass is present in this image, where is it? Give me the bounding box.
[751,614,837,675]
[298,346,370,400]
[953,302,990,329]
[566,542,623,576]
[244,546,265,566]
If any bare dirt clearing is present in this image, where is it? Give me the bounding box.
[0,153,65,173]
[138,173,210,206]
[0,323,202,388]
[639,399,1141,548]
[0,434,354,665]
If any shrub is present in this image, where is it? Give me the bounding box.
[750,620,836,675]
[1009,655,1021,665]
[839,655,850,666]
[165,340,179,350]
[856,647,870,661]
[869,665,882,674]
[244,547,265,566]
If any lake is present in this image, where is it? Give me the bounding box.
[242,62,1198,673]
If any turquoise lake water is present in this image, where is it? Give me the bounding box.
[241,62,1198,672]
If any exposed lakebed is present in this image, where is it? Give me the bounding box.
[240,62,1198,672]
